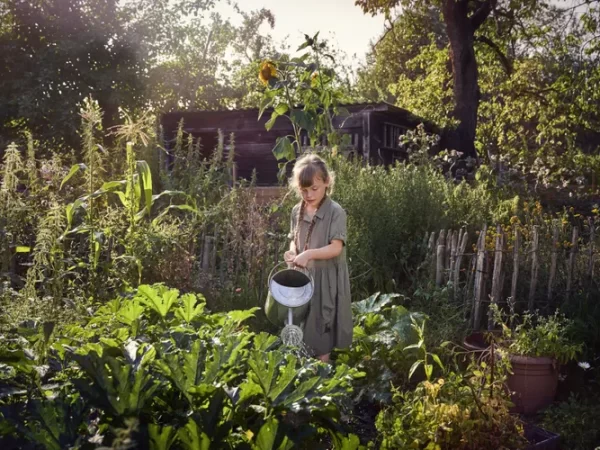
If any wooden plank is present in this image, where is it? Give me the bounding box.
[362,111,371,160]
[202,235,213,272]
[473,225,488,330]
[511,227,521,305]
[490,225,504,330]
[446,229,454,280]
[454,229,469,288]
[428,231,436,279]
[589,218,595,283]
[220,231,229,284]
[452,230,459,267]
[566,226,579,302]
[465,249,477,308]
[547,221,559,305]
[449,229,458,286]
[528,226,540,311]
[436,230,446,286]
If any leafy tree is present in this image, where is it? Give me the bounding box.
[357,0,600,190]
[0,0,146,150]
[356,0,548,159]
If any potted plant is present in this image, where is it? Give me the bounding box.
[490,304,582,415]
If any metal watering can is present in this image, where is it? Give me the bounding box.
[264,262,314,346]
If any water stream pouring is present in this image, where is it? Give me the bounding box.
[264,262,313,346]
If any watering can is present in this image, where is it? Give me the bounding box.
[264,262,313,345]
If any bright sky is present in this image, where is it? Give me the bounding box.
[215,0,387,65]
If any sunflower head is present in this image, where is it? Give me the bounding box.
[259,61,277,85]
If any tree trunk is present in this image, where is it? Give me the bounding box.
[442,0,480,159]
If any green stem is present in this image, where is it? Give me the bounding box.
[283,82,302,155]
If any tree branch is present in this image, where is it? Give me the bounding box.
[475,36,513,75]
[471,0,495,31]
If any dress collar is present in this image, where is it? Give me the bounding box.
[302,196,330,222]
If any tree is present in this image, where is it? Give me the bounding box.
[0,0,278,151]
[358,0,600,190]
[0,0,146,150]
[356,0,539,159]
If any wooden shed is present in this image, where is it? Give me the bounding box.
[160,102,437,186]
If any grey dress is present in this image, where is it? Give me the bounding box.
[288,197,353,356]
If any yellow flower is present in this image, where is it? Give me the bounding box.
[592,208,599,215]
[311,71,319,80]
[258,61,277,85]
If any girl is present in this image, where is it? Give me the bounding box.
[284,153,352,362]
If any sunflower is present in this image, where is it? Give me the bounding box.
[258,61,277,85]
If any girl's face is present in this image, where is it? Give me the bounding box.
[300,175,329,207]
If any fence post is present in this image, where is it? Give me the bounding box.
[446,229,453,279]
[566,226,579,302]
[589,218,595,284]
[202,234,214,273]
[510,227,521,306]
[428,231,436,279]
[449,230,458,285]
[473,225,487,330]
[547,221,559,306]
[436,230,446,286]
[220,230,229,284]
[454,229,468,296]
[528,226,540,311]
[490,225,504,330]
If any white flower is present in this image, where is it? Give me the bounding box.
[578,361,591,370]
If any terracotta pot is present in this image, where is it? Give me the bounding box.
[507,354,558,415]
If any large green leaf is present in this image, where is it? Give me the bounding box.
[148,424,177,450]
[265,104,288,131]
[227,307,260,325]
[272,136,295,161]
[352,293,401,315]
[154,339,205,404]
[252,417,294,450]
[290,110,315,133]
[137,160,153,217]
[59,163,86,190]
[22,399,88,450]
[178,419,211,450]
[137,284,179,319]
[117,300,145,326]
[70,347,158,417]
[175,293,205,324]
[202,333,252,385]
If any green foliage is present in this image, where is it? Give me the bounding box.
[335,292,426,403]
[0,284,364,448]
[358,1,600,195]
[375,356,528,450]
[490,303,583,364]
[0,0,281,149]
[258,33,351,177]
[330,154,501,295]
[541,393,600,450]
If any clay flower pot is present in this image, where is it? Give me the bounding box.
[507,354,558,415]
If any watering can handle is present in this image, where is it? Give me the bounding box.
[267,261,314,287]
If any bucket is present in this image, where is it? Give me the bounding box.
[264,262,313,326]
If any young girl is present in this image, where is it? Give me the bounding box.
[284,153,352,362]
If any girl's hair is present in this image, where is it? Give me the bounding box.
[289,153,335,196]
[290,153,334,252]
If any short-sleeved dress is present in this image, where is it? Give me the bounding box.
[288,197,353,356]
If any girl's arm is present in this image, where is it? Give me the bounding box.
[293,240,343,267]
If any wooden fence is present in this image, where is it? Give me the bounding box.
[196,226,289,303]
[423,219,598,330]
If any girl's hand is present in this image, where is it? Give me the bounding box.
[292,251,311,268]
[284,250,296,268]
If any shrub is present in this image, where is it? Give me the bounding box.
[0,284,364,449]
[375,357,528,450]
